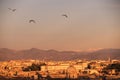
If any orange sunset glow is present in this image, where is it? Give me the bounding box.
[0,0,120,51]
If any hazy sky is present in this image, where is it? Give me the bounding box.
[0,0,120,51]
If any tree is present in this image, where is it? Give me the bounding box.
[102,63,120,75]
[23,63,46,71]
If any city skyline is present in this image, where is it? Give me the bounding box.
[0,0,120,51]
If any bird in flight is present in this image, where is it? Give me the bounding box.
[62,14,68,18]
[8,8,16,12]
[29,20,36,23]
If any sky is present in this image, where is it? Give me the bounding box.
[0,0,120,51]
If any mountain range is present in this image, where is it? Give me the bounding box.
[0,48,120,61]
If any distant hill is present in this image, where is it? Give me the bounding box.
[0,48,120,61]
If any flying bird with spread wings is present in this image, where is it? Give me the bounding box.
[8,8,16,12]
[62,14,68,18]
[29,20,36,23]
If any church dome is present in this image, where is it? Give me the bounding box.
[66,65,77,74]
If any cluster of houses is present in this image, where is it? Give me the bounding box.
[0,59,120,79]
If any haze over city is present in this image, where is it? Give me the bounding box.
[0,0,120,51]
[0,1,120,80]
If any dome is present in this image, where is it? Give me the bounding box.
[66,65,77,74]
[66,65,78,79]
